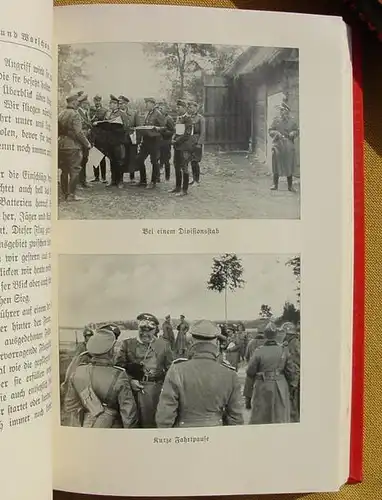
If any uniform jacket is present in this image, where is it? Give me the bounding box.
[190,112,206,146]
[245,335,266,362]
[141,107,165,139]
[58,106,90,151]
[247,340,297,424]
[64,358,138,428]
[90,104,107,123]
[156,342,244,428]
[78,106,93,137]
[162,320,175,349]
[115,336,173,382]
[173,113,194,151]
[159,114,175,142]
[120,109,140,143]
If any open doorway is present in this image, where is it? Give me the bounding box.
[266,92,285,170]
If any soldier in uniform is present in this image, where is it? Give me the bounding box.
[135,97,165,188]
[168,99,193,196]
[161,314,175,351]
[115,313,173,428]
[118,95,140,185]
[225,324,241,371]
[156,319,244,428]
[77,93,93,189]
[58,91,91,201]
[243,328,265,409]
[63,328,138,428]
[281,322,300,422]
[157,101,175,182]
[102,94,126,188]
[89,94,108,184]
[188,100,205,186]
[268,97,299,192]
[246,322,298,424]
[174,314,190,358]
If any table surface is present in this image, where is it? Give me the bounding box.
[53,1,382,499]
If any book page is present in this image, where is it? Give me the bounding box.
[53,5,353,497]
[0,0,53,499]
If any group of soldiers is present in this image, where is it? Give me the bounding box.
[57,91,206,202]
[60,313,300,429]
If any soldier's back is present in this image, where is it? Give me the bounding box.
[173,356,239,424]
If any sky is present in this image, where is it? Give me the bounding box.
[68,42,171,100]
[59,254,298,328]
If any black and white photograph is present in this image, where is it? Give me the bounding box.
[59,253,301,429]
[57,42,300,220]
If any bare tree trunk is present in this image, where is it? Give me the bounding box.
[224,286,228,323]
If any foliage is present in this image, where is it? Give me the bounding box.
[280,301,300,325]
[259,304,273,319]
[142,43,243,103]
[207,253,245,322]
[57,44,93,109]
[207,253,245,293]
[286,255,301,304]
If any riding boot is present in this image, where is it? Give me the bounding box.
[270,174,279,190]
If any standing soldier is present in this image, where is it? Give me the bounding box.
[89,94,108,184]
[118,95,140,185]
[268,97,299,192]
[156,319,244,428]
[243,328,265,410]
[63,328,138,428]
[60,323,95,400]
[281,322,301,422]
[162,314,175,351]
[246,322,298,424]
[115,313,173,428]
[225,324,241,371]
[102,94,125,188]
[77,93,93,189]
[58,91,91,201]
[136,97,165,189]
[169,99,193,196]
[174,314,189,358]
[157,101,175,182]
[188,100,205,187]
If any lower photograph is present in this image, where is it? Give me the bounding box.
[58,253,301,429]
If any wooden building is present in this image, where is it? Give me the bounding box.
[203,47,299,173]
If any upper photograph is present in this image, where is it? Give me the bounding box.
[57,42,300,220]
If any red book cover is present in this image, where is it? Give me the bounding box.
[347,27,365,484]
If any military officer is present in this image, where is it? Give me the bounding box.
[225,324,241,371]
[157,101,175,182]
[162,314,175,351]
[281,322,300,422]
[169,99,194,196]
[77,93,93,188]
[63,328,138,428]
[247,322,298,424]
[102,94,126,188]
[136,97,165,188]
[156,319,244,428]
[188,100,205,186]
[243,328,265,410]
[58,91,91,201]
[115,313,173,428]
[118,95,140,184]
[174,314,190,358]
[89,94,108,184]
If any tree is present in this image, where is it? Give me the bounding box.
[286,256,301,305]
[259,304,273,319]
[207,254,245,323]
[142,43,243,102]
[281,301,300,325]
[57,44,93,109]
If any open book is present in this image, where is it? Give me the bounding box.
[0,2,364,499]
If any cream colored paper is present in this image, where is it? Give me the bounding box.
[0,0,53,499]
[53,4,353,497]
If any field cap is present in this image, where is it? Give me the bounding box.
[190,320,219,339]
[87,329,116,356]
